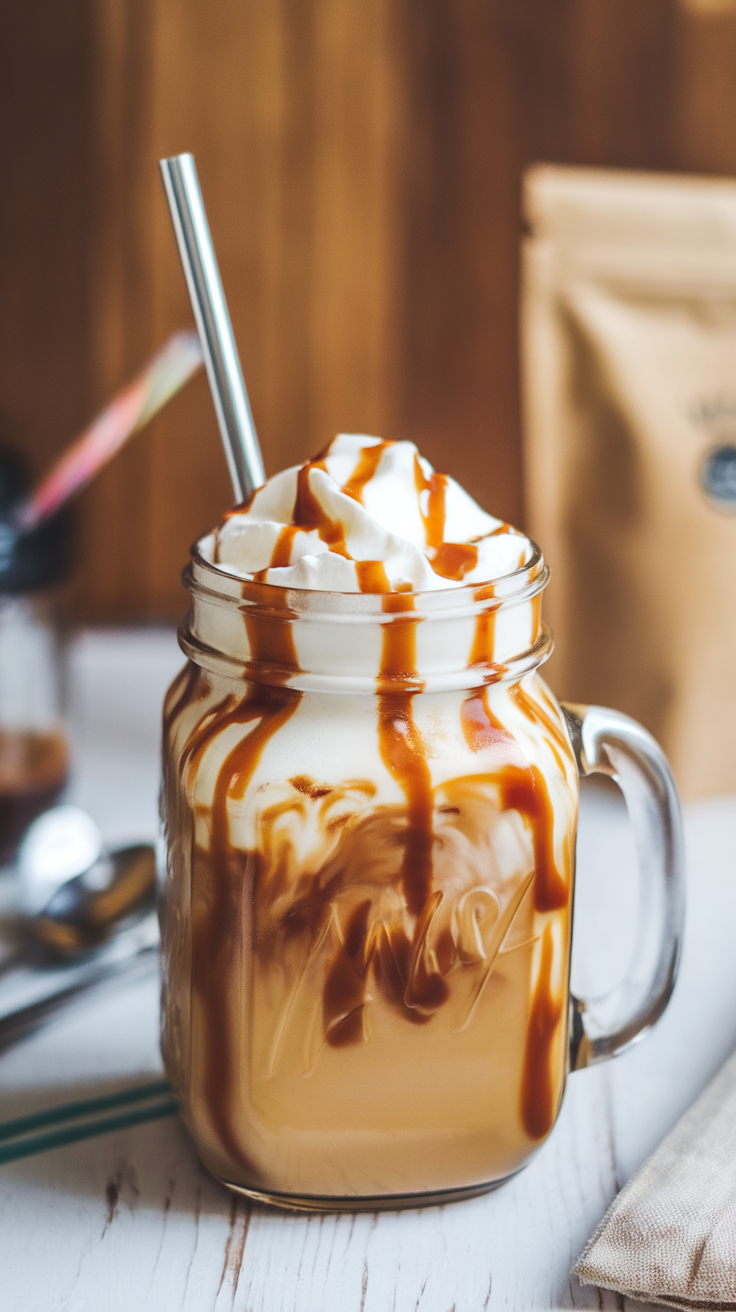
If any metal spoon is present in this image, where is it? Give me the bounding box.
[17,804,104,916]
[0,834,158,1050]
[26,843,156,957]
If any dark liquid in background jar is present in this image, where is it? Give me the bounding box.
[0,728,69,863]
[0,446,73,863]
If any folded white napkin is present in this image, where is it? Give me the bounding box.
[574,1048,736,1311]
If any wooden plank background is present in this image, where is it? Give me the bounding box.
[2,0,736,620]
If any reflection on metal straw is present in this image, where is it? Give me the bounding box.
[159,152,266,503]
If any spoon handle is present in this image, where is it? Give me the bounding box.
[0,918,158,1052]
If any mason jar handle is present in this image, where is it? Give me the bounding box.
[561,703,685,1071]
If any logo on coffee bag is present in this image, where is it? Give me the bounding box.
[700,446,736,509]
[689,396,736,510]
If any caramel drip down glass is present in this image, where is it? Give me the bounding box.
[159,536,684,1211]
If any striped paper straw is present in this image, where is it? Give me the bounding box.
[16,331,203,531]
[0,1079,179,1165]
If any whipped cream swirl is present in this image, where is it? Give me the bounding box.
[215,434,530,592]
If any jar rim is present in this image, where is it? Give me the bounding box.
[180,532,552,693]
[186,532,549,619]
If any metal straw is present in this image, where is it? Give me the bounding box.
[159,153,266,502]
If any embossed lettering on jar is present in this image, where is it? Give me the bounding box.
[160,526,578,1207]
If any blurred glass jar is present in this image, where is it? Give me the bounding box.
[0,451,71,863]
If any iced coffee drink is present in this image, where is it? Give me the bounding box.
[161,435,578,1205]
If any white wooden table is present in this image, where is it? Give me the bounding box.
[0,628,734,1312]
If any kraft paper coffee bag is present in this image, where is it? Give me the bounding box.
[522,165,736,799]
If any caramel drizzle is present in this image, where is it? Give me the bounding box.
[180,693,239,784]
[342,441,389,504]
[193,685,302,1163]
[511,683,570,775]
[320,656,569,1050]
[371,921,434,1026]
[467,602,507,685]
[520,923,563,1140]
[292,462,350,557]
[322,899,373,1046]
[248,677,568,1090]
[460,688,565,914]
[355,560,391,593]
[241,577,300,676]
[260,450,395,590]
[315,591,449,1031]
[469,609,496,667]
[497,764,567,913]
[376,594,433,918]
[460,688,517,754]
[377,695,434,919]
[530,593,541,641]
[221,487,258,519]
[162,661,205,745]
[460,687,566,1138]
[250,444,512,593]
[182,574,304,1164]
[253,524,301,582]
[462,685,567,914]
[429,542,478,582]
[270,524,298,569]
[413,454,447,548]
[234,445,525,599]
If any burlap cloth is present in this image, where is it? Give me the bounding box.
[574,1048,736,1310]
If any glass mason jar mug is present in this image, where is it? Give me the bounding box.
[160,534,684,1211]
